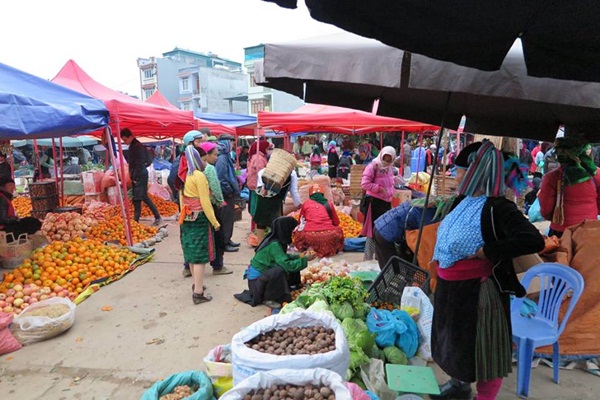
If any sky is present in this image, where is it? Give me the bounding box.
[1,0,342,96]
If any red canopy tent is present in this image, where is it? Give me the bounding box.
[145,91,236,135]
[257,103,438,134]
[52,60,195,139]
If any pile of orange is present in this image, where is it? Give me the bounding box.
[0,238,136,299]
[131,194,178,218]
[338,213,362,238]
[13,196,32,217]
[87,216,158,245]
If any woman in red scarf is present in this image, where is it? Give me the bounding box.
[293,184,344,257]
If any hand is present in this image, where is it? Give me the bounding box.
[305,250,317,261]
[379,186,386,195]
[214,225,221,231]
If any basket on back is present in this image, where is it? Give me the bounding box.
[262,149,296,195]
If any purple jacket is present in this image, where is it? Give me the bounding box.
[361,162,395,202]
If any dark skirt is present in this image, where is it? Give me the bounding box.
[248,266,293,306]
[432,276,512,382]
[293,227,344,257]
[253,194,282,229]
[181,213,215,264]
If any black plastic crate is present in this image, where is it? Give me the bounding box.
[367,256,431,304]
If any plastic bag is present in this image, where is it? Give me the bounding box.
[10,297,76,346]
[148,182,171,201]
[344,237,366,252]
[220,368,352,400]
[141,370,213,400]
[365,309,419,358]
[346,382,371,400]
[231,311,350,384]
[527,198,543,223]
[401,287,434,360]
[360,359,396,400]
[204,344,233,378]
[0,312,22,355]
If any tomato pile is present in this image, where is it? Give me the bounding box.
[0,238,137,314]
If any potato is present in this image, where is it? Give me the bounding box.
[245,326,336,355]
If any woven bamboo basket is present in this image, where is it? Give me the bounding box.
[262,149,296,194]
[433,176,458,196]
[349,164,366,197]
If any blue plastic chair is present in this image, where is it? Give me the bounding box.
[511,263,585,398]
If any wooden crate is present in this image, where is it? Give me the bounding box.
[349,164,366,197]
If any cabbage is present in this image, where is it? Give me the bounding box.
[368,344,381,359]
[349,345,370,371]
[342,318,375,354]
[383,346,408,365]
[295,291,326,309]
[307,300,330,313]
[332,301,355,320]
[354,303,372,319]
[352,330,376,354]
[280,302,304,314]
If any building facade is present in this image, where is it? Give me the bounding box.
[244,45,304,115]
[137,48,247,113]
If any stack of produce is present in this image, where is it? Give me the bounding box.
[41,212,98,242]
[337,213,362,238]
[0,238,136,314]
[13,196,32,217]
[300,259,377,285]
[280,276,423,389]
[131,194,178,218]
[83,201,118,221]
[87,216,157,245]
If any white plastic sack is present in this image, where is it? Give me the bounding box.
[220,369,351,400]
[10,297,76,346]
[231,311,350,385]
[401,287,434,360]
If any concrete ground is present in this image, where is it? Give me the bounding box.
[0,214,597,399]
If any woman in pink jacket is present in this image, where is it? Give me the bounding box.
[360,146,396,260]
[538,136,600,238]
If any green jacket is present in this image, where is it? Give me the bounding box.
[250,242,307,274]
[204,164,224,206]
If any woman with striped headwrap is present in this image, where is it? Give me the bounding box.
[429,141,544,400]
[179,146,220,304]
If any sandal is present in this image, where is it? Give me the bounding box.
[192,292,213,304]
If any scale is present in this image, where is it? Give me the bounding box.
[386,364,441,396]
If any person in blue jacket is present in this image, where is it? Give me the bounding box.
[215,134,240,252]
[373,142,483,270]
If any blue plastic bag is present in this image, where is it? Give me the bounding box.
[141,370,213,400]
[392,310,419,358]
[153,158,172,171]
[344,237,366,252]
[366,309,420,358]
[527,198,543,223]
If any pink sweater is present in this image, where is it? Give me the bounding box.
[361,162,395,202]
[538,167,600,232]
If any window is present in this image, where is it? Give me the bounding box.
[144,89,154,99]
[251,97,271,114]
[249,73,257,87]
[143,69,154,79]
[181,102,191,111]
[182,77,189,91]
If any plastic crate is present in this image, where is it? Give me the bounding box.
[367,256,430,304]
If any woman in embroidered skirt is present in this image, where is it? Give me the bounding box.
[179,146,221,304]
[293,184,344,257]
[429,141,544,400]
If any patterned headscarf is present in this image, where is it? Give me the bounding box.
[185,145,205,175]
[457,140,506,197]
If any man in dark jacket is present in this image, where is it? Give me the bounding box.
[120,128,161,225]
[0,153,12,182]
[215,134,240,252]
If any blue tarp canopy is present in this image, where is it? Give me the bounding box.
[0,62,109,140]
[194,112,257,135]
